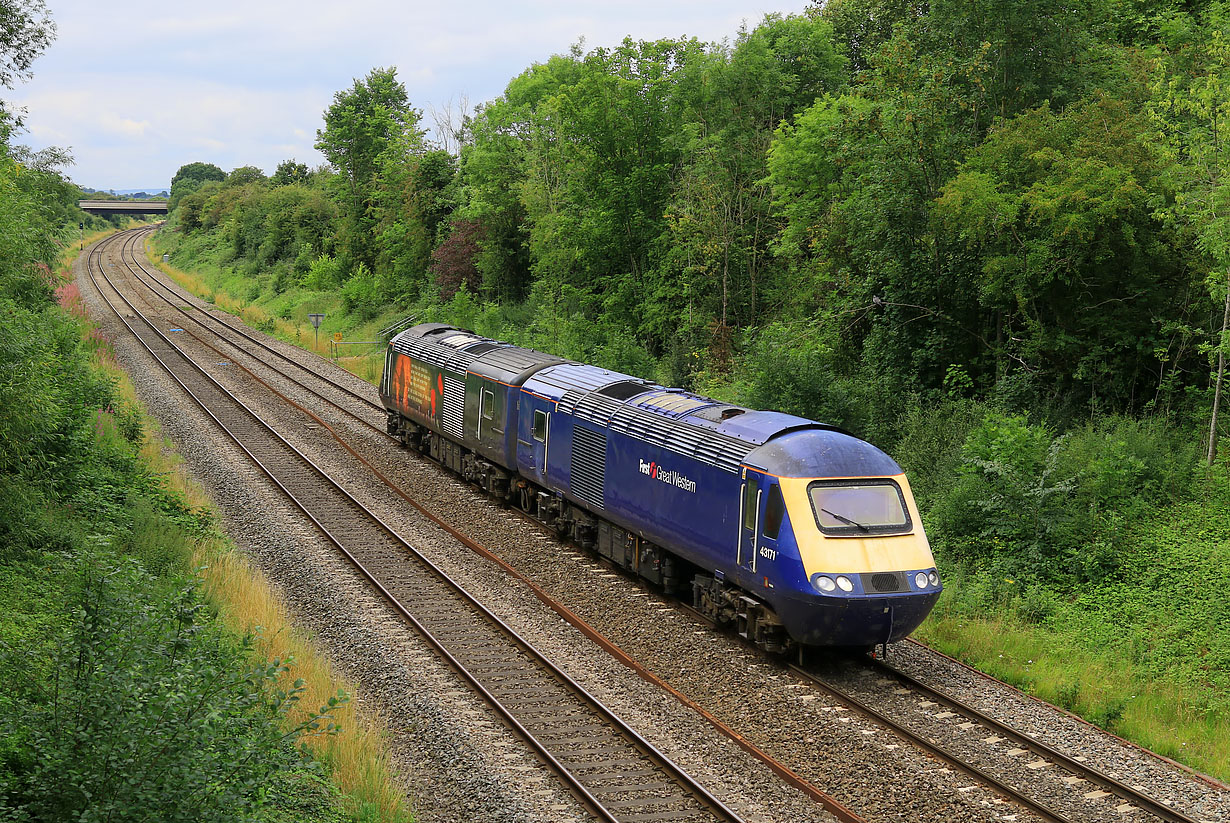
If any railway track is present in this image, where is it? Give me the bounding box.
[91,228,1223,823]
[85,229,756,823]
[792,656,1205,823]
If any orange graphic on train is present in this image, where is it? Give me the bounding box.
[393,358,436,421]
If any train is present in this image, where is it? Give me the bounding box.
[379,323,941,652]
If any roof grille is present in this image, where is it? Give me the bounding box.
[392,335,481,373]
[559,390,754,474]
[596,380,653,401]
[465,342,501,355]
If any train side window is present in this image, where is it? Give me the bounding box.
[532,410,547,442]
[763,484,785,540]
[482,389,494,420]
[742,477,758,531]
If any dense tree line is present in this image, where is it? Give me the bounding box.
[159,2,1230,606]
[167,3,1230,431]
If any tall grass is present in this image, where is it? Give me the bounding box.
[193,539,409,821]
[78,243,414,822]
[916,614,1229,780]
[148,241,387,385]
[149,250,338,359]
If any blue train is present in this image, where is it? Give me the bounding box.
[380,323,941,651]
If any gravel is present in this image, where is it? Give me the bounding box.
[81,229,1230,823]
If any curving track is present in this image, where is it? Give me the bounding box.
[86,227,1228,823]
[86,228,760,823]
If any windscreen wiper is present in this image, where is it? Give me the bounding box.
[821,508,870,532]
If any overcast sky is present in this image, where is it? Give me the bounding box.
[7,0,811,191]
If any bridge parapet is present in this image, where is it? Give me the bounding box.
[79,200,168,216]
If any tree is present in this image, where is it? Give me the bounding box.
[226,165,266,187]
[169,162,226,210]
[271,159,309,186]
[170,161,226,189]
[1151,16,1230,461]
[662,15,846,367]
[457,57,582,303]
[0,0,55,140]
[430,217,484,299]
[316,67,424,271]
[935,95,1191,409]
[373,147,457,300]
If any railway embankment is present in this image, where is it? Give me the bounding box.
[0,232,409,822]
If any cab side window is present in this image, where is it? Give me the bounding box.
[763,484,785,540]
[532,410,547,442]
[482,388,495,420]
[742,479,758,531]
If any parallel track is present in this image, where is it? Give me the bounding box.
[790,657,1202,823]
[108,227,868,822]
[102,228,1215,823]
[86,229,752,823]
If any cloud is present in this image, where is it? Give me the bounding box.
[99,114,150,138]
[12,0,810,187]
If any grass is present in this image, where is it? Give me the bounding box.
[147,247,386,386]
[192,539,408,821]
[916,615,1227,779]
[69,232,414,821]
[917,470,1230,782]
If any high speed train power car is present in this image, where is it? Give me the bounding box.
[380,323,941,652]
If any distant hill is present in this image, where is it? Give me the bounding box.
[80,187,170,199]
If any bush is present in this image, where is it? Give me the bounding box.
[340,263,381,321]
[303,254,342,291]
[923,409,1201,587]
[0,554,345,823]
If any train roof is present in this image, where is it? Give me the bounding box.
[392,325,897,477]
[523,363,856,475]
[391,323,564,384]
[744,428,902,479]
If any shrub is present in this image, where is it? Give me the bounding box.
[303,254,342,291]
[341,263,381,321]
[0,555,346,823]
[932,412,1080,578]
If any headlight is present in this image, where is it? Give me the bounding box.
[836,575,853,592]
[928,571,940,586]
[914,572,929,589]
[813,575,836,592]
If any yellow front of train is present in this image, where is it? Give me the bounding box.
[744,428,942,647]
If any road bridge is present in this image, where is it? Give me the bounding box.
[79,200,168,216]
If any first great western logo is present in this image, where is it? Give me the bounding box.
[638,458,698,494]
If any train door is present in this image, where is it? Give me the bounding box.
[738,472,761,572]
[530,408,550,485]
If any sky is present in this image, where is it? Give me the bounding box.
[7,0,811,191]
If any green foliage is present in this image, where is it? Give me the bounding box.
[316,67,424,272]
[0,555,345,823]
[169,162,226,210]
[172,161,226,189]
[920,407,1200,585]
[228,165,267,187]
[0,0,54,137]
[340,262,382,320]
[272,159,310,187]
[304,253,343,291]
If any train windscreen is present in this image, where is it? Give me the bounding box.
[807,480,911,536]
